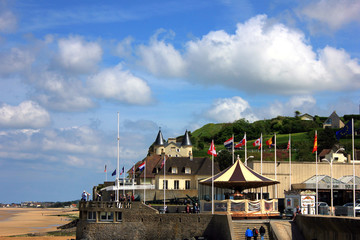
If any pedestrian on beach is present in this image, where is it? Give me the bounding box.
[252,226,259,240]
[259,225,266,240]
[245,227,253,240]
[185,204,191,213]
[193,202,200,213]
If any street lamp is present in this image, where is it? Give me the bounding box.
[245,156,254,166]
[322,147,345,216]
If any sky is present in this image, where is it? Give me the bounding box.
[0,0,359,203]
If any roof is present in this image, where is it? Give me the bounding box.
[338,175,360,185]
[154,130,165,146]
[181,130,192,146]
[199,158,279,191]
[319,149,331,158]
[157,157,219,176]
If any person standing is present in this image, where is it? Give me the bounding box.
[253,226,259,240]
[245,227,253,240]
[259,225,266,240]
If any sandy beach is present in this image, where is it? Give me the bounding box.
[0,208,77,240]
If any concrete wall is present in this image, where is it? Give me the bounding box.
[295,215,360,240]
[77,202,232,240]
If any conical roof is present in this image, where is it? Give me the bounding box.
[199,158,279,192]
[181,130,192,146]
[154,129,165,146]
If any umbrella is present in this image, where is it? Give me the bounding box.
[199,158,279,192]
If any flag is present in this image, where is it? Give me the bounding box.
[312,132,317,153]
[235,134,246,148]
[104,164,107,173]
[139,162,145,171]
[287,139,290,150]
[224,137,234,148]
[111,169,116,176]
[161,156,166,169]
[266,136,274,148]
[253,137,261,149]
[336,121,352,140]
[207,140,217,157]
[120,166,124,175]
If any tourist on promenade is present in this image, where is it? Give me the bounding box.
[252,226,259,240]
[293,205,301,220]
[185,204,191,213]
[245,227,253,240]
[193,202,200,213]
[81,191,87,201]
[259,225,266,240]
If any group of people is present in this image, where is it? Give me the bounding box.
[245,226,266,240]
[185,202,200,213]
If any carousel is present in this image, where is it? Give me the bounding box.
[199,157,280,219]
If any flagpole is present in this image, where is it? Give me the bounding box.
[260,133,263,200]
[123,167,125,197]
[232,134,234,164]
[352,118,355,217]
[289,134,291,190]
[212,140,214,215]
[132,165,135,197]
[274,133,277,199]
[245,133,247,164]
[116,112,120,203]
[144,160,146,204]
[164,155,166,213]
[315,130,318,215]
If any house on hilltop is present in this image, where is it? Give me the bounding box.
[323,111,344,129]
[299,113,313,121]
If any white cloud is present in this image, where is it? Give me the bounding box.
[299,0,360,31]
[133,15,360,95]
[0,10,17,33]
[136,30,186,78]
[87,64,152,105]
[56,36,102,74]
[205,96,257,123]
[0,101,50,129]
[0,48,34,76]
[33,71,94,112]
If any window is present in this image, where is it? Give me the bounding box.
[185,167,191,174]
[116,212,122,222]
[163,180,168,190]
[185,180,191,189]
[174,180,179,189]
[325,118,332,124]
[176,148,180,152]
[100,212,113,222]
[87,211,96,221]
[172,167,178,174]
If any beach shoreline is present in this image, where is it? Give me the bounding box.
[0,207,77,239]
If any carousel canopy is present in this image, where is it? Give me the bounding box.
[199,158,279,192]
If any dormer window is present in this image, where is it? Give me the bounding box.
[176,148,180,152]
[172,167,178,174]
[185,167,191,174]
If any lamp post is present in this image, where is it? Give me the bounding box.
[323,148,344,216]
[245,156,254,166]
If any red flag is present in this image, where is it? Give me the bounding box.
[207,140,217,157]
[253,138,261,149]
[104,164,107,172]
[235,134,246,148]
[161,156,166,169]
[312,132,317,153]
[287,139,290,150]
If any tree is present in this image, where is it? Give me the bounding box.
[295,111,301,118]
[216,149,232,171]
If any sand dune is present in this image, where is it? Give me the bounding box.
[0,208,77,239]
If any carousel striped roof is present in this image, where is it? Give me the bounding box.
[199,158,279,191]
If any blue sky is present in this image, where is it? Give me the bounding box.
[0,0,359,203]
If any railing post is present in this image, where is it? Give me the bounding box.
[227,199,231,214]
[261,199,264,214]
[245,199,249,213]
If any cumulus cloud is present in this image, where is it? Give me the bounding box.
[205,96,257,123]
[56,36,102,74]
[33,71,94,112]
[299,0,360,32]
[87,64,152,105]
[134,15,360,95]
[0,48,34,76]
[0,10,17,33]
[136,30,186,78]
[0,101,50,129]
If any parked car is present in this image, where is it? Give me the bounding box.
[318,202,329,207]
[343,202,360,215]
[318,202,330,215]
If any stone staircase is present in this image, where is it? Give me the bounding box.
[232,220,272,240]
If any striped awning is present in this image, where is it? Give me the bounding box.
[199,158,279,191]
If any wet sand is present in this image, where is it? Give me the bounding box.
[0,208,77,239]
